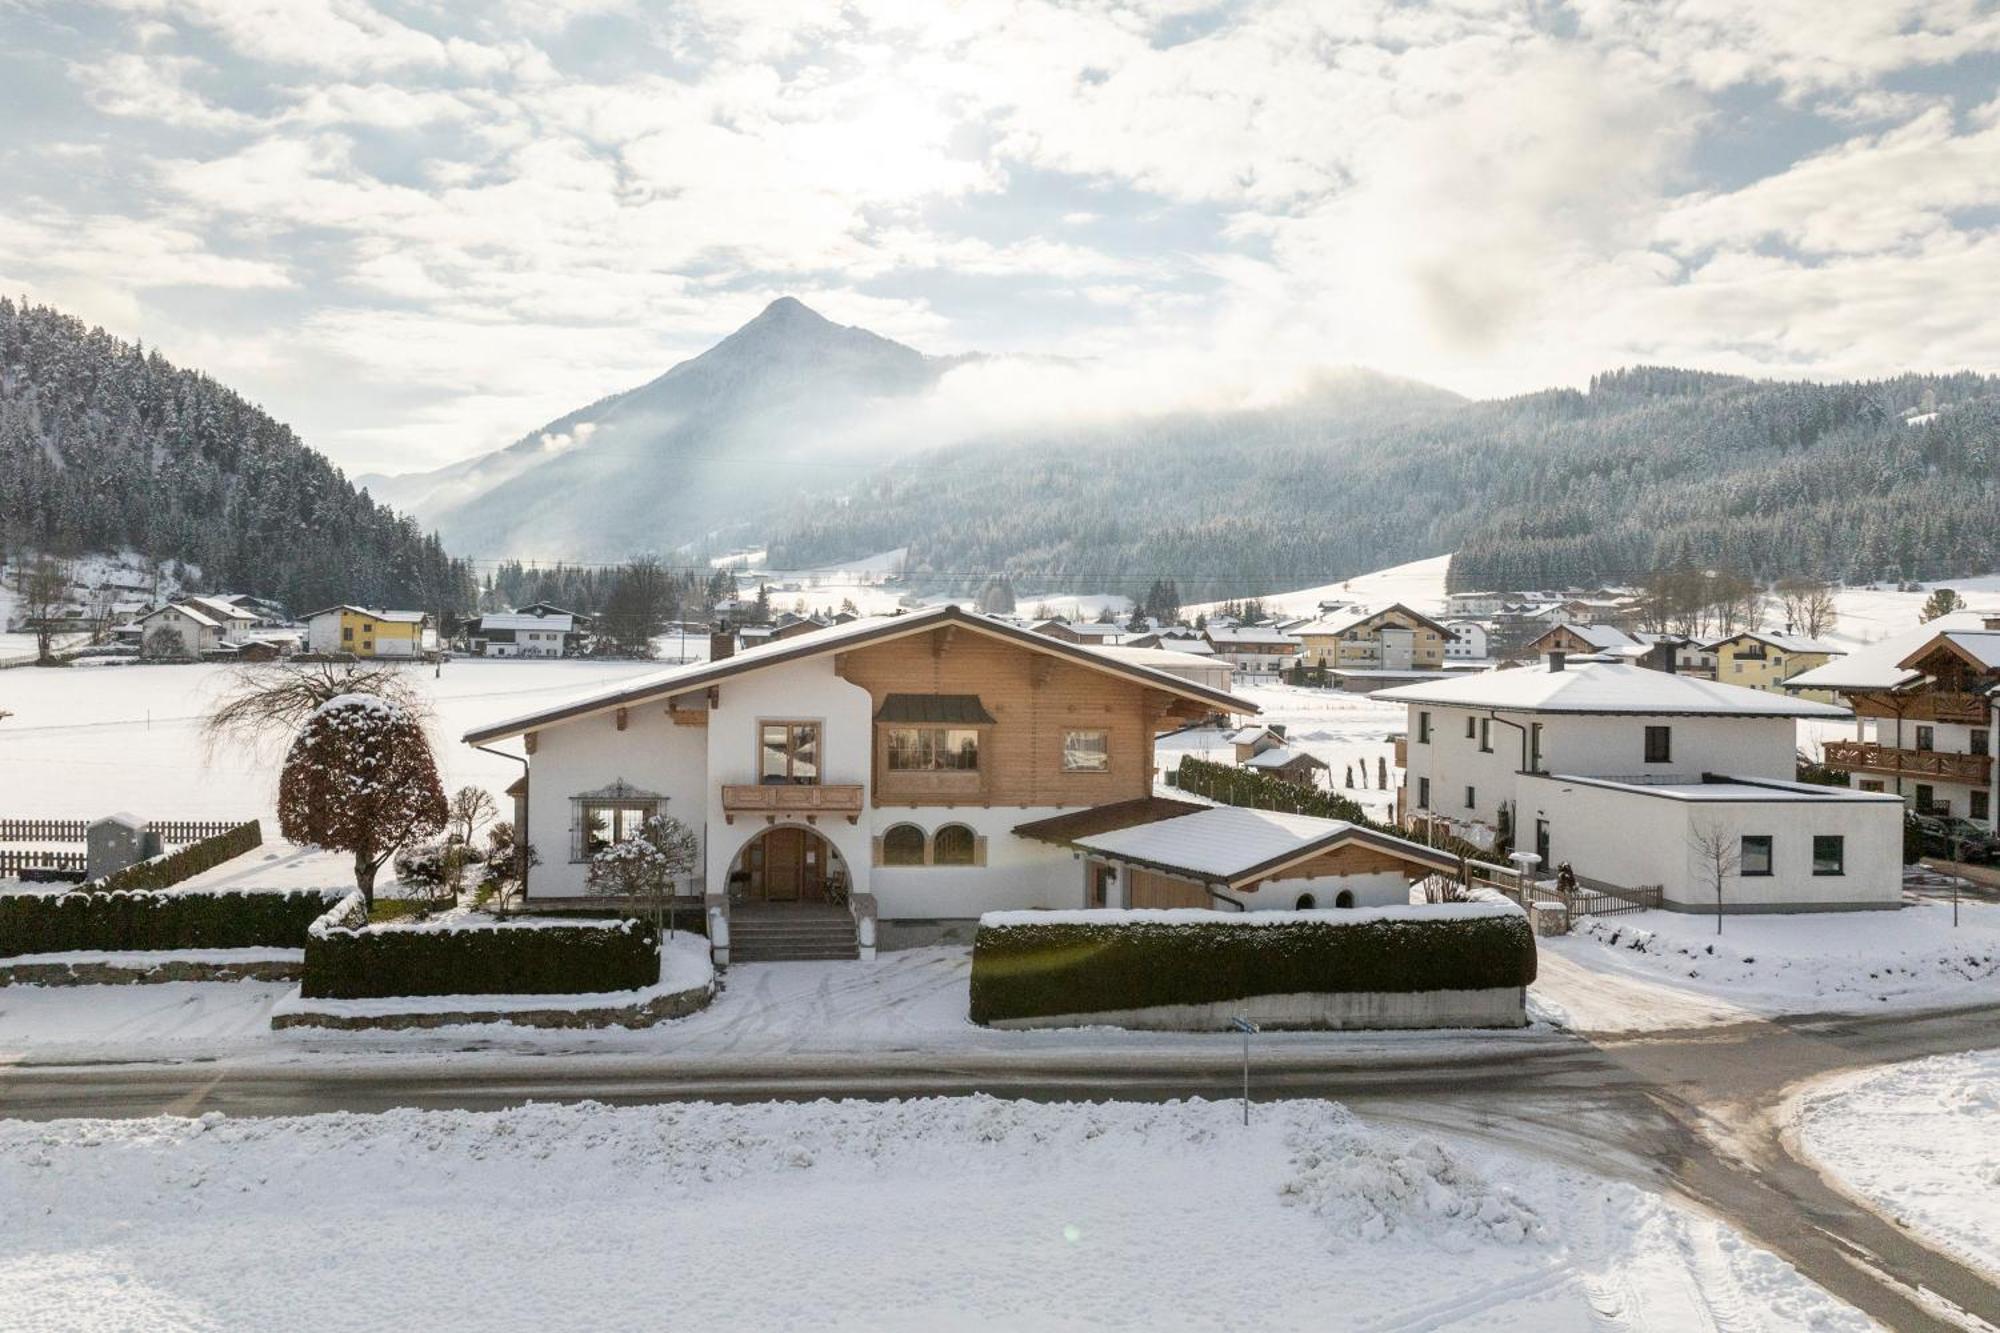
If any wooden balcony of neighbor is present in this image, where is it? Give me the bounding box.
[1821,740,1991,784]
[721,783,865,824]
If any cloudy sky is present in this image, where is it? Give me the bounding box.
[3,0,1998,477]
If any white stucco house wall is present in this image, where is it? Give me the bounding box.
[1377,657,1902,912]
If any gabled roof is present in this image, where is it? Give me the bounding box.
[1785,613,1996,692]
[302,604,426,623]
[463,604,1254,745]
[1294,602,1451,638]
[1243,746,1328,771]
[1533,622,1639,651]
[1706,629,1840,655]
[1067,806,1460,889]
[1204,626,1302,646]
[141,602,221,629]
[1012,797,1208,846]
[1374,660,1849,717]
[1900,629,2000,674]
[478,612,575,633]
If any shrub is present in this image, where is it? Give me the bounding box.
[0,886,344,957]
[968,908,1536,1025]
[96,820,264,893]
[302,916,661,998]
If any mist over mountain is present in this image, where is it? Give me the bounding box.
[361,297,946,560]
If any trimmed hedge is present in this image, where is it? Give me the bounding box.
[0,887,343,957]
[302,917,661,999]
[97,820,264,893]
[968,911,1537,1025]
[1175,755,1490,863]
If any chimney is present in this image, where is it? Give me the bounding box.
[1547,650,1565,673]
[1648,640,1678,674]
[1984,616,2000,631]
[709,627,735,661]
[1271,724,1287,739]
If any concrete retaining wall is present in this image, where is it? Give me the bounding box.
[272,978,714,1032]
[986,985,1526,1032]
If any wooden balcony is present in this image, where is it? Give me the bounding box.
[720,783,865,825]
[1821,740,1990,784]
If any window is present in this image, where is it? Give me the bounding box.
[569,789,660,862]
[1478,718,1492,753]
[1812,835,1845,876]
[1973,730,1990,757]
[760,721,821,783]
[933,824,976,865]
[341,627,353,641]
[1062,730,1110,772]
[1644,725,1672,764]
[882,824,926,866]
[1465,716,1476,739]
[1859,780,1885,793]
[1465,785,1476,810]
[886,727,981,772]
[1740,835,1773,877]
[1916,783,1937,814]
[1974,790,1991,822]
[1915,725,1935,753]
[1417,711,1431,744]
[1529,722,1544,772]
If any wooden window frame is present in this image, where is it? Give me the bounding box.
[758,718,825,786]
[1061,729,1111,774]
[882,726,984,773]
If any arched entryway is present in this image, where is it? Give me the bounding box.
[728,825,852,904]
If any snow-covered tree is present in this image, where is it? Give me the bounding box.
[586,813,701,935]
[278,694,447,905]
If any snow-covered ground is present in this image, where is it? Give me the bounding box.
[1186,553,1453,620]
[1157,682,1406,822]
[0,1096,1866,1332]
[1538,899,2000,1029]
[1798,1052,2000,1282]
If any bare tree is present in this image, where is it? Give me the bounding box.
[143,625,193,662]
[447,785,498,848]
[204,659,431,756]
[1687,821,1739,936]
[277,694,448,904]
[13,557,72,663]
[1774,578,1839,639]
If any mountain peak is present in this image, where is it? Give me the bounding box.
[752,295,821,324]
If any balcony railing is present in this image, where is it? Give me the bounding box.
[720,783,865,824]
[1821,740,1990,784]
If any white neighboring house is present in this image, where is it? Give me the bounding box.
[471,611,576,658]
[135,603,225,657]
[1202,625,1302,676]
[1443,621,1489,660]
[1376,657,1902,913]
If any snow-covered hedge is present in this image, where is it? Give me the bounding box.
[968,905,1536,1025]
[0,883,346,957]
[302,914,661,999]
[96,820,264,893]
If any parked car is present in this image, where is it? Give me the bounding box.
[1912,814,2000,863]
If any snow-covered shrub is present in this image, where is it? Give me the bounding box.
[302,916,660,999]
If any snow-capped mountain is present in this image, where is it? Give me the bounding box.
[360,297,942,560]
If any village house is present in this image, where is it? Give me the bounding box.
[1443,620,1489,661]
[1294,604,1451,672]
[1790,615,2000,825]
[134,602,227,657]
[1032,618,1130,647]
[464,606,1466,961]
[1707,629,1842,700]
[303,605,435,658]
[466,607,582,658]
[1522,622,1642,659]
[1201,624,1301,675]
[1224,723,1329,788]
[1377,656,1902,912]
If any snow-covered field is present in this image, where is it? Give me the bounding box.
[1798,1052,2000,1281]
[1540,899,2000,1028]
[0,1096,1865,1333]
[1157,682,1406,822]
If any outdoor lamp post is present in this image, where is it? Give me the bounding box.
[1507,850,1542,904]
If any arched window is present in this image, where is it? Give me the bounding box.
[882,824,927,866]
[1294,893,1316,910]
[1334,889,1356,909]
[933,824,976,866]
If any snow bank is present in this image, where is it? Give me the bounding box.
[1558,899,2000,1013]
[981,900,1521,928]
[1799,1052,2000,1278]
[0,1095,1865,1331]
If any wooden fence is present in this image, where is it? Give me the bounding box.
[0,818,243,846]
[0,848,85,875]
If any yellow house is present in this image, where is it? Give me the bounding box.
[1707,630,1842,701]
[304,605,432,658]
[1294,604,1451,671]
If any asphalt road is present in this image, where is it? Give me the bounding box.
[4,1003,1999,1329]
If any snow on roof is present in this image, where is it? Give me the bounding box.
[1543,623,1640,651]
[464,605,1252,745]
[1073,806,1451,884]
[480,612,574,633]
[1204,626,1301,646]
[1708,629,1840,655]
[1785,613,1998,692]
[145,602,221,629]
[1373,659,1849,717]
[1243,746,1326,770]
[183,596,257,622]
[1087,644,1228,672]
[1547,774,1904,804]
[1926,630,2000,672]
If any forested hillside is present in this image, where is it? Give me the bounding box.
[767,367,2000,601]
[0,300,474,612]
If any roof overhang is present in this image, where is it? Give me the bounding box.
[464,605,1255,746]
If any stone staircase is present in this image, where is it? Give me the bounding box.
[727,902,860,963]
